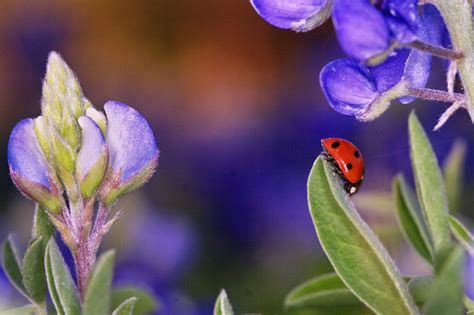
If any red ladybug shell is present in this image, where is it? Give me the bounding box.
[321,138,365,192]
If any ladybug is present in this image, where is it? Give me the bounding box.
[321,138,365,195]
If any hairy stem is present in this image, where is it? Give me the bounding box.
[407,87,464,103]
[430,0,474,122]
[73,237,94,299]
[409,40,464,60]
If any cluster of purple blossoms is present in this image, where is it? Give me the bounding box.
[7,52,159,295]
[250,0,467,128]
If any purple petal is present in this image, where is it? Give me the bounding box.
[320,58,378,116]
[333,0,390,60]
[104,101,158,183]
[382,0,419,44]
[422,4,449,47]
[466,252,474,301]
[250,0,331,31]
[8,118,51,190]
[77,116,106,179]
[370,48,409,92]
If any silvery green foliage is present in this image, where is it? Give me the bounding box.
[3,52,160,314]
[283,112,472,314]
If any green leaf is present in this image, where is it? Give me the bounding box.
[442,140,466,213]
[112,297,138,315]
[407,276,433,304]
[408,112,450,253]
[285,273,363,309]
[22,237,47,303]
[0,304,36,315]
[307,157,418,315]
[393,174,433,263]
[2,236,27,297]
[448,216,474,252]
[423,246,464,315]
[32,204,55,240]
[111,287,159,315]
[83,250,115,315]
[214,289,234,315]
[45,238,81,315]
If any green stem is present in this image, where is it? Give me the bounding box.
[430,0,474,122]
[35,302,48,315]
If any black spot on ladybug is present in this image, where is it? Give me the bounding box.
[331,141,340,149]
[354,151,360,158]
[347,163,353,170]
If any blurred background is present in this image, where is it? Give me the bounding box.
[0,1,473,314]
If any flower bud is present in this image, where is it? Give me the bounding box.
[76,116,108,199]
[250,0,333,32]
[8,119,63,213]
[41,52,84,153]
[99,101,159,206]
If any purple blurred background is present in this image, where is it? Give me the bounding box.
[0,1,473,314]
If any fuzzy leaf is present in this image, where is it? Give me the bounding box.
[423,246,464,315]
[307,157,417,315]
[83,250,115,315]
[2,236,27,297]
[32,205,55,240]
[448,216,474,252]
[393,174,433,263]
[285,273,366,309]
[111,287,159,315]
[409,112,450,254]
[0,304,36,315]
[214,289,234,315]
[45,238,81,315]
[112,297,138,315]
[443,140,466,213]
[22,237,47,303]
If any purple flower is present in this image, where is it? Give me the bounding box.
[320,47,430,120]
[99,101,159,206]
[76,116,108,199]
[250,0,333,32]
[466,251,474,302]
[332,0,420,60]
[7,118,62,212]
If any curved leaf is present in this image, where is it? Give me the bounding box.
[112,297,138,315]
[2,236,27,297]
[285,273,363,309]
[22,237,47,303]
[393,174,433,263]
[45,238,81,315]
[83,250,115,315]
[307,157,418,315]
[111,287,159,315]
[408,112,450,253]
[443,140,466,213]
[448,216,474,253]
[214,289,234,315]
[423,246,464,315]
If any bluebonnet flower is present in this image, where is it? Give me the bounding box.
[8,118,63,212]
[332,0,420,61]
[250,0,333,32]
[320,47,430,120]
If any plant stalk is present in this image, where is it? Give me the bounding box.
[410,40,464,60]
[407,87,464,103]
[430,0,474,122]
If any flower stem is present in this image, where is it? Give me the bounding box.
[430,0,474,122]
[407,87,464,103]
[409,40,464,60]
[73,236,94,299]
